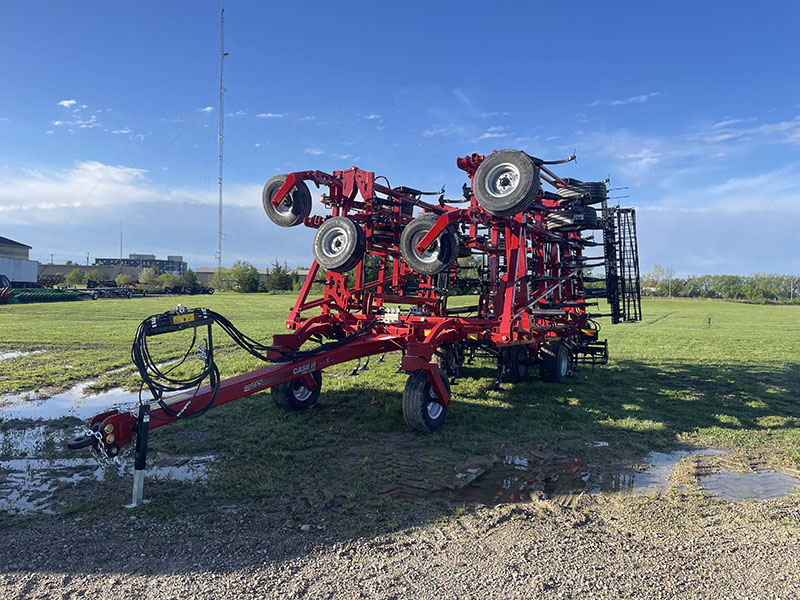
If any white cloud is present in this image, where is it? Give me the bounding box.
[199,106,213,113]
[57,99,77,108]
[299,116,316,121]
[362,113,381,120]
[475,131,509,140]
[112,128,132,135]
[0,162,320,267]
[51,115,101,129]
[423,125,464,138]
[690,116,800,146]
[226,110,246,117]
[591,92,660,107]
[256,112,284,118]
[304,148,325,156]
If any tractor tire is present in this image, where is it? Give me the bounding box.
[262,174,313,227]
[547,206,599,231]
[402,369,450,433]
[400,213,457,275]
[539,343,570,383]
[500,346,529,383]
[0,274,10,288]
[472,150,540,217]
[272,371,322,411]
[312,217,366,273]
[557,178,607,205]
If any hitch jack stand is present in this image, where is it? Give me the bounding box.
[124,404,150,509]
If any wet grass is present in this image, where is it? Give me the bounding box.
[2,295,800,514]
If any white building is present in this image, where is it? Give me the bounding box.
[0,236,38,287]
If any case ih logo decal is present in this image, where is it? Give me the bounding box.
[292,361,316,375]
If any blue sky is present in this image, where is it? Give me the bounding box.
[1,1,799,276]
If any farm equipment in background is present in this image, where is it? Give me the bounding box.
[68,148,641,507]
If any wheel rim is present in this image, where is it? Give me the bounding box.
[410,229,441,264]
[557,348,569,376]
[484,162,521,198]
[271,189,294,215]
[320,226,349,259]
[291,379,312,402]
[426,386,443,420]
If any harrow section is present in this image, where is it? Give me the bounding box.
[68,148,641,506]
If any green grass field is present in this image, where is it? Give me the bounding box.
[1,294,799,512]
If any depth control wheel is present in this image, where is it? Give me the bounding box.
[400,213,457,275]
[312,217,366,273]
[402,369,450,433]
[262,174,313,227]
[272,371,322,411]
[539,343,570,383]
[500,346,529,383]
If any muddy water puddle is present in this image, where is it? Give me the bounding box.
[699,470,800,502]
[0,426,214,514]
[447,448,728,507]
[0,381,140,420]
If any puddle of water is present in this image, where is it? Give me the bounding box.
[0,381,140,420]
[0,450,213,513]
[450,448,728,506]
[0,350,44,361]
[699,470,800,502]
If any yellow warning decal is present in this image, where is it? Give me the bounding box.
[172,313,195,325]
[424,329,432,337]
[467,333,479,340]
[581,328,597,337]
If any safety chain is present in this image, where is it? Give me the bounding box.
[83,428,131,468]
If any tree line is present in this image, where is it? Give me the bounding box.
[642,264,800,303]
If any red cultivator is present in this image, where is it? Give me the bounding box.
[68,149,641,506]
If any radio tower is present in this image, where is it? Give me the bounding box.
[216,5,228,290]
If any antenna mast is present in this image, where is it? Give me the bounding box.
[216,5,227,289]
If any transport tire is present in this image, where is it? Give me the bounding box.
[400,213,457,275]
[402,369,450,433]
[312,217,366,273]
[539,343,570,383]
[473,150,540,216]
[262,174,313,227]
[547,206,599,231]
[500,346,529,383]
[272,371,322,411]
[557,179,607,205]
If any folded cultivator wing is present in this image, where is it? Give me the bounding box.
[68,148,641,506]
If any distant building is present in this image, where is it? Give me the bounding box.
[94,254,188,277]
[0,235,38,286]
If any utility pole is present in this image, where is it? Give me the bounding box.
[50,254,54,264]
[86,252,89,266]
[217,5,228,290]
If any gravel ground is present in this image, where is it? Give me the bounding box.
[2,492,799,599]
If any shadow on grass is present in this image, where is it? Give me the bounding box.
[2,357,799,575]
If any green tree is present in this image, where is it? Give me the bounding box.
[115,273,134,286]
[156,273,180,287]
[64,269,86,287]
[181,269,199,286]
[230,261,260,292]
[264,259,295,291]
[209,268,231,291]
[138,267,157,284]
